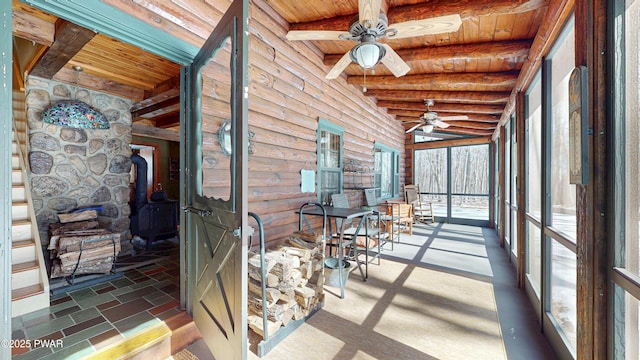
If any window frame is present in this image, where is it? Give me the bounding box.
[374,142,400,200]
[316,118,344,205]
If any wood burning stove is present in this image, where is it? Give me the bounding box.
[130,154,179,249]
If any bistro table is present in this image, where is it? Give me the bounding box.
[297,203,373,299]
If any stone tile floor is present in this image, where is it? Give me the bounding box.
[11,248,181,360]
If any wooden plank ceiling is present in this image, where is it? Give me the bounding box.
[12,0,548,138]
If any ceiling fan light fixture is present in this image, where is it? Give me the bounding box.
[422,124,435,133]
[350,41,385,69]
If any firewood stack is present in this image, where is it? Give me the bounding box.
[247,230,325,338]
[48,210,121,278]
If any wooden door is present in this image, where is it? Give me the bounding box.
[184,0,249,358]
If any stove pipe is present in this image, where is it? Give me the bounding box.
[130,153,148,209]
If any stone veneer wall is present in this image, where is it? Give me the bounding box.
[25,76,133,254]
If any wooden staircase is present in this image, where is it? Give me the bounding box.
[11,91,50,318]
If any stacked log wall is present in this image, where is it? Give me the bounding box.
[200,3,407,244]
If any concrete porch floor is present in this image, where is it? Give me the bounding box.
[10,222,555,359]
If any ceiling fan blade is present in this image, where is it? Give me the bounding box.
[438,115,468,121]
[406,122,424,133]
[326,52,353,79]
[359,0,382,29]
[388,14,463,39]
[286,30,350,41]
[380,44,410,77]
[432,119,450,128]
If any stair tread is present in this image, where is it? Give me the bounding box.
[12,219,31,226]
[12,284,44,301]
[165,311,194,331]
[12,239,35,249]
[12,260,39,273]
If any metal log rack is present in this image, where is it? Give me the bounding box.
[252,203,326,357]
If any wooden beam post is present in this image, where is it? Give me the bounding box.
[498,126,506,248]
[516,91,527,287]
[575,0,608,358]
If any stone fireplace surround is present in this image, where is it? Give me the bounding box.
[25,76,134,255]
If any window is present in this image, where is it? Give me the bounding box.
[374,143,400,199]
[544,15,576,354]
[612,0,640,358]
[526,71,543,295]
[317,118,343,205]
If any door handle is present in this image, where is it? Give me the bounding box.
[182,205,212,217]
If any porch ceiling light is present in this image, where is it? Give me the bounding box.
[422,124,435,133]
[41,100,110,129]
[350,39,385,69]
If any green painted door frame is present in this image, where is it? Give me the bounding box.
[2,0,13,357]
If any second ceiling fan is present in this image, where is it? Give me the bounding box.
[405,99,469,133]
[285,0,462,79]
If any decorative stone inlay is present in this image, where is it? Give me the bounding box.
[109,155,131,174]
[30,132,61,151]
[55,164,81,186]
[103,109,120,123]
[69,155,88,174]
[67,187,93,200]
[31,176,68,197]
[26,89,50,108]
[47,198,77,212]
[53,84,71,98]
[88,154,108,175]
[113,186,130,204]
[100,203,119,218]
[104,174,126,187]
[91,186,112,203]
[60,128,88,143]
[64,144,87,156]
[89,139,104,154]
[29,151,54,174]
[83,176,100,189]
[106,139,123,156]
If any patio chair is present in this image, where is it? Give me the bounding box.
[364,188,394,250]
[330,193,381,276]
[404,184,435,224]
[390,203,413,236]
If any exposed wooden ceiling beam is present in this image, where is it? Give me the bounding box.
[12,6,54,46]
[324,40,532,68]
[132,96,180,118]
[289,0,547,31]
[30,20,96,79]
[394,112,500,122]
[396,115,500,123]
[53,66,145,101]
[433,127,495,136]
[377,101,504,114]
[132,123,180,142]
[347,71,518,91]
[408,136,492,150]
[366,90,510,104]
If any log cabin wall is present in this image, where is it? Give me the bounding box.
[243,3,406,244]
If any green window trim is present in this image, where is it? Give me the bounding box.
[374,142,400,200]
[317,118,344,205]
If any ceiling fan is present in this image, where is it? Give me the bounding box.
[285,0,462,80]
[405,99,469,133]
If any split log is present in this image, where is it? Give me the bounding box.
[289,231,322,244]
[57,210,98,223]
[248,278,281,306]
[248,295,285,322]
[280,308,295,327]
[279,246,311,262]
[49,220,100,237]
[248,314,281,338]
[248,266,280,287]
[294,285,316,300]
